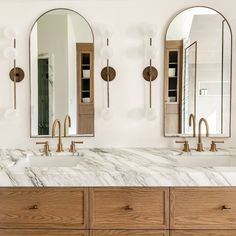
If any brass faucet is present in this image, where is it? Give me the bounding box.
[52,119,64,152]
[189,113,196,137]
[197,118,209,152]
[64,115,71,137]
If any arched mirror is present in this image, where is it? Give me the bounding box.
[30,9,94,137]
[164,7,232,137]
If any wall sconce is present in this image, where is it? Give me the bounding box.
[100,28,116,120]
[143,25,158,120]
[3,27,25,115]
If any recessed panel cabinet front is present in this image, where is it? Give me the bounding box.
[92,230,169,236]
[170,230,236,236]
[0,230,88,236]
[90,188,169,230]
[170,188,236,229]
[0,188,88,229]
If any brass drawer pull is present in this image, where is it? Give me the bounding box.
[221,205,231,210]
[29,204,39,210]
[124,205,134,211]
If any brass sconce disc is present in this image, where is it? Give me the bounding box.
[101,66,116,81]
[9,67,25,83]
[143,66,158,81]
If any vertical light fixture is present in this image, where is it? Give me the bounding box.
[143,25,158,120]
[100,28,116,120]
[3,27,25,118]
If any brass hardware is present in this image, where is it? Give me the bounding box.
[64,115,71,137]
[69,141,84,153]
[9,67,25,83]
[101,66,116,82]
[36,141,50,156]
[221,205,231,210]
[143,66,158,82]
[189,113,196,137]
[52,119,63,152]
[176,140,190,152]
[210,140,225,152]
[29,204,38,210]
[124,205,133,211]
[197,118,209,152]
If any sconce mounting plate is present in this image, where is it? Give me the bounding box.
[143,66,158,81]
[101,66,116,81]
[9,67,25,83]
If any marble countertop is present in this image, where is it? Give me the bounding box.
[0,148,236,187]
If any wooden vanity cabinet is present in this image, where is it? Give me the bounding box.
[91,230,169,236]
[90,188,169,230]
[170,230,236,236]
[0,230,88,236]
[0,188,89,229]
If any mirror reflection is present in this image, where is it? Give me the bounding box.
[164,7,232,137]
[30,9,94,137]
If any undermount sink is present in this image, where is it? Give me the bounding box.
[174,155,236,168]
[14,156,80,168]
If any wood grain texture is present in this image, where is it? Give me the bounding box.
[90,188,169,230]
[170,188,236,229]
[0,188,88,229]
[92,230,169,236]
[0,230,88,236]
[170,230,236,236]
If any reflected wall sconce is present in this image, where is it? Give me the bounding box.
[143,25,158,120]
[3,27,25,112]
[100,28,116,120]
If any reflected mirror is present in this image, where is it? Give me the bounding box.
[164,7,232,137]
[30,9,94,137]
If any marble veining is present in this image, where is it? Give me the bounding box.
[0,148,236,186]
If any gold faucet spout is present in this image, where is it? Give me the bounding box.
[52,119,63,152]
[189,113,196,137]
[64,115,71,137]
[197,118,209,152]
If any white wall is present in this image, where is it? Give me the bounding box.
[0,0,235,149]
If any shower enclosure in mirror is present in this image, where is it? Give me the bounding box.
[30,9,94,137]
[164,6,232,137]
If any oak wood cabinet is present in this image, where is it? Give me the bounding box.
[91,230,169,236]
[170,230,236,236]
[90,188,169,230]
[0,187,236,236]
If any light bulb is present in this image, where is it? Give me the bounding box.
[4,108,19,120]
[146,46,157,59]
[4,27,17,40]
[146,108,157,120]
[145,24,157,38]
[101,46,114,59]
[3,47,17,60]
[101,107,113,120]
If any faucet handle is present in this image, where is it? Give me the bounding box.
[36,141,50,156]
[69,141,84,153]
[210,140,224,152]
[176,140,190,152]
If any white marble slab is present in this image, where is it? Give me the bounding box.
[0,148,236,187]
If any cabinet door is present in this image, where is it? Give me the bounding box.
[170,230,236,236]
[90,188,169,230]
[0,188,88,229]
[170,188,236,229]
[92,230,169,236]
[0,230,88,236]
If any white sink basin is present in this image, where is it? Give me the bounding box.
[14,156,80,168]
[175,155,236,167]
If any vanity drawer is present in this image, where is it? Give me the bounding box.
[90,188,169,229]
[0,230,88,236]
[92,230,169,236]
[0,188,88,229]
[170,230,236,236]
[170,188,236,229]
